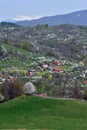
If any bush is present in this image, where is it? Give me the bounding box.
[22,43,29,50]
[84,89,87,100]
[19,70,27,76]
[9,79,24,99]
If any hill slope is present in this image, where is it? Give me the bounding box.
[0,96,87,129]
[0,24,87,64]
[0,22,19,27]
[16,10,87,26]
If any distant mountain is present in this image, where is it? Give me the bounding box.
[16,10,87,26]
[3,19,17,23]
[0,22,19,27]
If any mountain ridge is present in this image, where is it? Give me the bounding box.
[16,10,87,26]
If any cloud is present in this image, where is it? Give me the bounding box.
[13,15,42,21]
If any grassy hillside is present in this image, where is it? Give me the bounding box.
[0,42,55,69]
[0,42,31,68]
[0,96,87,129]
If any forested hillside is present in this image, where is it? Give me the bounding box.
[0,23,87,101]
[0,23,87,63]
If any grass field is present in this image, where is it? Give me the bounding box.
[0,96,87,129]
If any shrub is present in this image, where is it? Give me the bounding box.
[9,79,24,99]
[22,43,29,50]
[19,70,27,76]
[84,89,87,100]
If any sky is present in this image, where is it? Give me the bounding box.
[0,0,87,21]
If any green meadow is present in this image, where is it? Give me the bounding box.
[0,96,87,129]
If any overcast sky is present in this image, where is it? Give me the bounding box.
[0,0,87,21]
